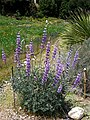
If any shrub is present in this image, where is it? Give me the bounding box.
[72,38,90,95]
[11,29,82,118]
[12,67,70,117]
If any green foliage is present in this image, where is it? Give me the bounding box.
[12,67,70,117]
[0,0,37,16]
[59,0,90,19]
[62,9,90,45]
[59,0,69,19]
[0,0,90,18]
[39,0,61,17]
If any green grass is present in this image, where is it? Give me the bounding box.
[0,16,65,57]
[0,16,66,82]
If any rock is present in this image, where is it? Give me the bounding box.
[68,107,84,120]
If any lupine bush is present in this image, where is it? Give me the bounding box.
[13,67,69,117]
[11,31,83,117]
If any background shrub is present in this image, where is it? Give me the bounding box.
[0,0,90,18]
[72,38,90,95]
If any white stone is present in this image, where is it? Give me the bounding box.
[68,107,84,120]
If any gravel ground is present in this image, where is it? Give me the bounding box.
[0,109,64,120]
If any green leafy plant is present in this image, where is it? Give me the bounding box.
[11,40,82,118]
[12,67,71,117]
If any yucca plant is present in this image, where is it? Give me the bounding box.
[62,9,90,45]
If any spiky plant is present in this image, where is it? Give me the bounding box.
[63,9,90,45]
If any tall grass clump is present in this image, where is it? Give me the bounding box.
[11,30,83,118]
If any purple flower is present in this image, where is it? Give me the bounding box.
[16,32,21,54]
[14,32,22,68]
[14,48,18,63]
[26,53,31,76]
[45,42,50,64]
[40,27,47,50]
[42,60,50,84]
[57,84,62,93]
[42,27,47,43]
[66,48,72,69]
[14,49,22,68]
[73,73,81,88]
[34,76,37,81]
[29,41,34,56]
[2,49,6,64]
[52,45,58,60]
[16,32,20,44]
[40,43,44,49]
[65,48,72,77]
[17,58,22,68]
[72,50,79,69]
[53,58,63,86]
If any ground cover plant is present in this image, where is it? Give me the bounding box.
[0,16,66,82]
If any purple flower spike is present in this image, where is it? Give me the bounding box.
[45,42,50,63]
[53,58,63,86]
[14,32,22,68]
[42,60,50,84]
[26,53,30,76]
[14,49,22,68]
[42,27,47,43]
[40,43,44,49]
[52,45,58,60]
[57,84,62,93]
[65,48,72,77]
[2,49,6,64]
[16,32,20,45]
[14,49,18,63]
[66,48,72,69]
[17,58,22,68]
[46,42,50,54]
[73,73,81,88]
[40,27,47,50]
[72,50,79,69]
[29,41,34,56]
[16,32,21,55]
